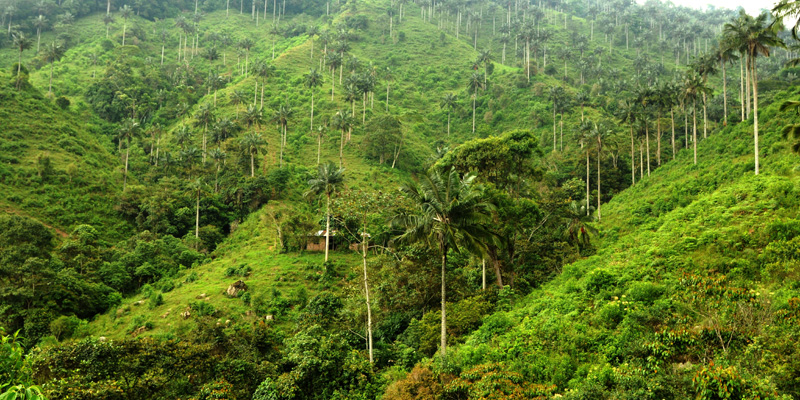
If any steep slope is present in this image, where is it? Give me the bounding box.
[0,75,128,238]
[449,87,800,398]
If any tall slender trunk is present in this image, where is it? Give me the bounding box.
[693,98,698,165]
[553,103,557,151]
[657,112,661,166]
[630,126,635,185]
[440,245,447,358]
[386,83,390,111]
[752,54,760,175]
[123,21,127,46]
[639,142,643,179]
[684,103,688,149]
[702,92,708,139]
[310,90,316,133]
[740,57,745,122]
[331,68,336,100]
[123,139,131,190]
[745,56,751,119]
[251,151,255,177]
[227,0,230,16]
[671,109,675,160]
[47,59,56,93]
[481,259,486,290]
[317,134,322,165]
[597,141,601,221]
[325,193,331,261]
[37,29,41,52]
[195,189,200,240]
[645,123,650,176]
[339,128,345,167]
[472,94,476,133]
[586,150,590,215]
[447,112,451,136]
[722,59,728,126]
[362,225,373,364]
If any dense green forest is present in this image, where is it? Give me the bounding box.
[3,0,800,398]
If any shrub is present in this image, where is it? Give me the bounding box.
[148,292,164,309]
[55,96,70,110]
[49,315,82,341]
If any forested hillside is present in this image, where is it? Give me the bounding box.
[2,0,800,399]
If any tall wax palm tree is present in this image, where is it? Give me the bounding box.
[33,15,47,52]
[577,120,593,215]
[119,118,139,191]
[272,104,294,168]
[683,71,708,165]
[12,33,31,91]
[617,99,637,185]
[314,122,327,165]
[120,5,132,46]
[239,132,266,177]
[304,162,345,262]
[209,149,226,192]
[478,49,492,85]
[305,69,323,132]
[441,93,457,137]
[589,123,610,220]
[691,54,717,140]
[103,14,115,39]
[328,52,342,100]
[43,41,64,95]
[384,67,393,111]
[239,38,254,77]
[187,178,208,247]
[393,168,495,359]
[331,110,354,168]
[307,25,319,62]
[193,104,216,163]
[255,61,275,109]
[725,11,784,175]
[467,72,485,134]
[717,39,739,127]
[549,86,565,151]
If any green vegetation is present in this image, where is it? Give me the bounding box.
[2,0,800,398]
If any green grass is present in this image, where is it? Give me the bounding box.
[0,77,129,238]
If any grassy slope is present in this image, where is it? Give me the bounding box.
[0,76,128,238]
[453,86,800,390]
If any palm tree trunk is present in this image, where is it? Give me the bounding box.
[560,114,563,151]
[37,29,41,52]
[16,50,22,90]
[693,98,698,165]
[310,91,315,131]
[161,45,165,65]
[553,105,557,151]
[586,150,590,215]
[331,68,335,100]
[339,128,345,167]
[684,103,688,149]
[440,244,447,358]
[740,56,745,122]
[386,83,390,111]
[447,112,451,136]
[597,142,601,221]
[630,126,635,185]
[702,92,708,139]
[745,56,751,119]
[362,229,373,364]
[639,143,643,179]
[251,152,255,177]
[325,193,331,262]
[671,109,675,160]
[482,259,486,290]
[656,113,661,166]
[472,94,476,133]
[195,189,200,240]
[752,54,760,175]
[123,21,127,46]
[124,141,130,190]
[317,134,322,165]
[44,61,53,92]
[645,123,650,176]
[722,59,727,126]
